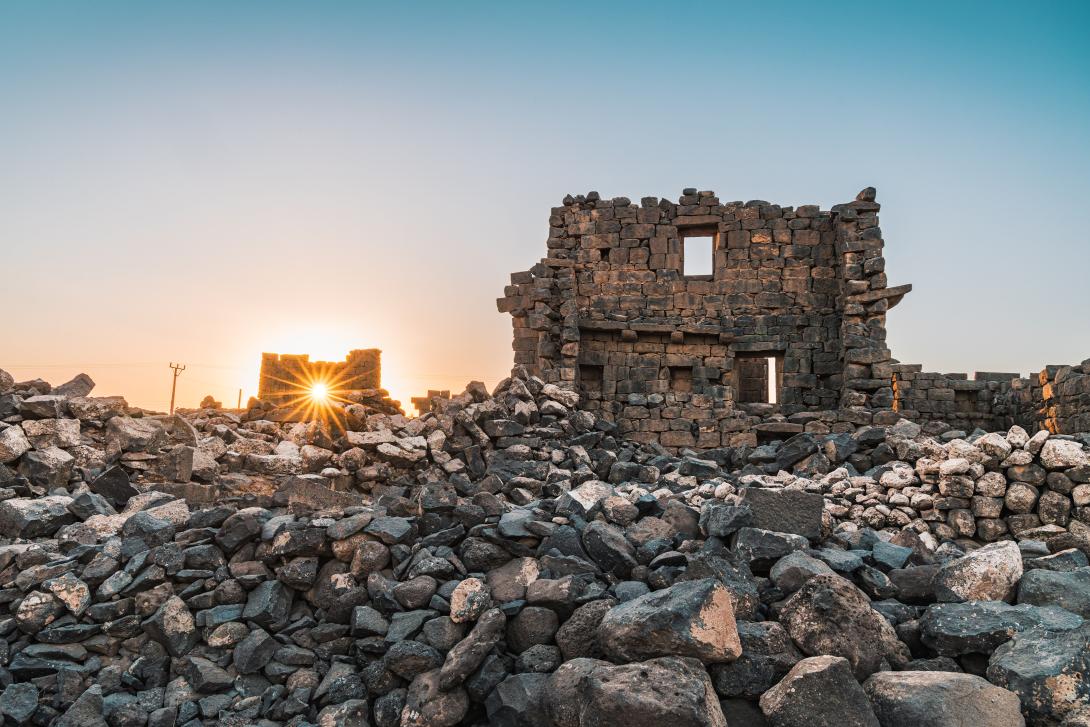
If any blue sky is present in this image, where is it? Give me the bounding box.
[2,1,1088,409]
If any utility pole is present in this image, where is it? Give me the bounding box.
[168,362,186,414]
[237,388,242,410]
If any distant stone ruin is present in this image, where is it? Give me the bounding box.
[411,389,451,415]
[258,349,381,406]
[499,187,1090,449]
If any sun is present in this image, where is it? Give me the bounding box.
[309,381,330,402]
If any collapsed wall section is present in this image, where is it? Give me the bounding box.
[1003,360,1090,434]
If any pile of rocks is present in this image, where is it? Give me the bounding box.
[728,419,1090,547]
[0,365,1088,726]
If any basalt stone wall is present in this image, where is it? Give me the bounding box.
[1004,360,1090,435]
[258,349,381,406]
[498,187,912,451]
[891,366,1018,433]
[891,360,1090,437]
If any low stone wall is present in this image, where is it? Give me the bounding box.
[890,366,1017,433]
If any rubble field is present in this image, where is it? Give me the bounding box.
[1,365,1089,726]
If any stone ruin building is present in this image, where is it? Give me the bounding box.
[258,349,381,406]
[412,389,451,415]
[498,187,1090,450]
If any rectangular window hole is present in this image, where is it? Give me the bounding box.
[735,353,783,404]
[682,234,714,277]
[669,366,693,393]
[578,365,604,392]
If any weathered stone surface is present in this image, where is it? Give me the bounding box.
[770,550,836,592]
[439,607,505,690]
[780,574,910,679]
[0,496,75,538]
[740,487,824,540]
[759,655,879,727]
[88,465,139,507]
[709,620,802,699]
[545,656,727,727]
[987,623,1090,724]
[932,541,1023,603]
[864,671,1025,727]
[0,425,31,463]
[598,578,741,664]
[555,598,615,661]
[0,682,39,723]
[699,500,752,538]
[919,601,1083,656]
[17,446,74,487]
[142,595,197,657]
[401,669,469,727]
[448,577,491,623]
[485,673,550,727]
[1017,567,1090,617]
[1041,439,1089,469]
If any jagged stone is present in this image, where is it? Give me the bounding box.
[919,601,1083,656]
[1017,567,1090,617]
[987,622,1090,724]
[759,655,879,727]
[598,578,741,664]
[932,541,1023,603]
[780,574,910,679]
[864,671,1025,727]
[545,656,726,727]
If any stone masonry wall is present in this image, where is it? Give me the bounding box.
[498,187,912,451]
[1004,360,1090,434]
[892,360,1090,436]
[258,349,381,406]
[891,366,1018,433]
[499,187,1089,448]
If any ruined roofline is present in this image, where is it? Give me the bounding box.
[553,185,881,219]
[260,348,382,367]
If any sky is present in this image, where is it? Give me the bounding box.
[2,1,1088,412]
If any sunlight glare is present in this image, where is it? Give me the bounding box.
[309,381,330,402]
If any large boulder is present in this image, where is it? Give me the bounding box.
[17,447,74,488]
[1017,567,1090,618]
[699,500,752,538]
[544,656,726,727]
[53,373,95,397]
[439,608,506,689]
[740,487,824,540]
[597,578,741,664]
[920,601,1083,656]
[759,655,878,727]
[66,396,127,422]
[1040,439,1089,470]
[106,416,166,453]
[0,426,30,463]
[0,496,76,538]
[932,541,1023,603]
[779,574,910,679]
[708,621,802,699]
[89,466,139,508]
[21,418,80,449]
[142,595,198,657]
[864,671,1025,727]
[987,622,1090,724]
